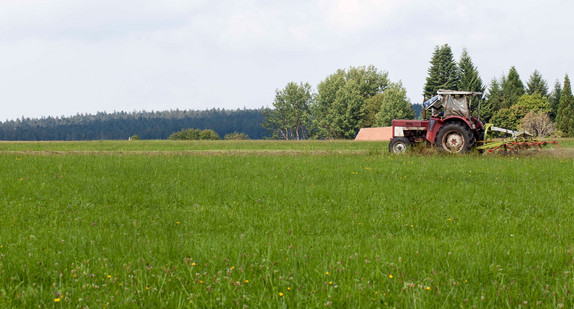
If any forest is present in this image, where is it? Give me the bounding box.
[0,109,265,141]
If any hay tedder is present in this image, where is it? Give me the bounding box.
[389,90,557,154]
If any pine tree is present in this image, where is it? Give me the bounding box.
[526,70,549,97]
[556,74,574,135]
[549,80,562,121]
[423,44,459,98]
[500,66,525,109]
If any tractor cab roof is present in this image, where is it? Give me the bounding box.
[436,90,482,96]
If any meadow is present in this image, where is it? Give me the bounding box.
[0,140,573,308]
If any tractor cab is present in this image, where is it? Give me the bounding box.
[424,89,481,119]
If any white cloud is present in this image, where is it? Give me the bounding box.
[318,0,394,33]
[1,0,574,121]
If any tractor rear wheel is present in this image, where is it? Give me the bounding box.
[436,123,475,153]
[389,137,410,154]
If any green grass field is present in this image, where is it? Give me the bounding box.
[1,140,573,308]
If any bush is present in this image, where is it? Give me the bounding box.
[224,132,250,140]
[199,129,221,140]
[130,135,140,140]
[491,94,551,130]
[168,129,221,140]
[519,111,555,137]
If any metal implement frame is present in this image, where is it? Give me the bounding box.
[477,123,558,153]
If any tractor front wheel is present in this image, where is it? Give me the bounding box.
[436,123,475,153]
[389,137,411,154]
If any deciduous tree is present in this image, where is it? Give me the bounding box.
[519,111,555,137]
[312,66,389,138]
[329,80,364,139]
[375,82,414,126]
[262,82,313,140]
[491,94,550,130]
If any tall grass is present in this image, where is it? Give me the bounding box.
[0,140,385,153]
[0,141,573,307]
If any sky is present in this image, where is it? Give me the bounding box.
[1,0,573,121]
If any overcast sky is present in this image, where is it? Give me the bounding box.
[1,0,573,121]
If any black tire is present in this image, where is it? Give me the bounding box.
[475,129,485,145]
[389,137,411,154]
[435,123,475,153]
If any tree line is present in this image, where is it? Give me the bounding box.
[0,109,266,141]
[264,44,574,139]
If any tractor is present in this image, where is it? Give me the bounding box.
[388,89,557,154]
[389,90,484,153]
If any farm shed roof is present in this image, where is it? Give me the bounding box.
[354,127,393,141]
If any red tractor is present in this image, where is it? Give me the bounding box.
[389,90,485,153]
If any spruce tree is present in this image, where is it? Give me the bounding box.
[549,80,562,121]
[439,45,459,90]
[457,49,484,93]
[526,70,549,97]
[423,46,442,99]
[423,44,458,98]
[457,49,485,116]
[482,78,502,122]
[500,66,525,109]
[556,74,574,135]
